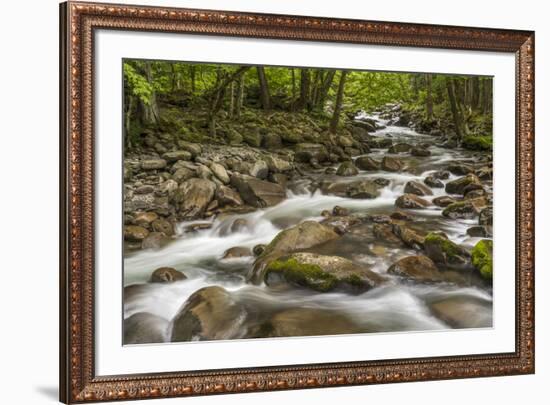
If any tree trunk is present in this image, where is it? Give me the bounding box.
[229,81,235,118]
[257,66,271,110]
[329,70,348,134]
[446,77,466,141]
[297,69,311,110]
[472,76,480,110]
[235,74,245,119]
[142,62,159,125]
[317,69,336,110]
[425,73,433,120]
[125,94,135,149]
[189,65,196,94]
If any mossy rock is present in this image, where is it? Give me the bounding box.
[472,239,493,281]
[424,232,471,271]
[462,135,492,151]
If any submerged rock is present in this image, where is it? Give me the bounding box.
[264,252,385,293]
[388,143,412,153]
[411,147,431,157]
[387,255,441,282]
[430,296,492,328]
[223,246,253,259]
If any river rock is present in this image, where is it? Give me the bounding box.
[368,137,393,149]
[472,239,493,281]
[372,223,402,245]
[442,201,478,219]
[447,163,474,175]
[231,175,285,208]
[250,221,340,283]
[253,244,266,256]
[295,143,328,163]
[388,143,412,153]
[355,156,380,171]
[171,286,248,341]
[173,178,216,219]
[347,180,382,199]
[134,211,158,227]
[265,155,293,173]
[467,225,492,237]
[336,161,359,176]
[141,159,167,170]
[223,246,253,259]
[424,232,472,271]
[353,120,376,132]
[152,218,174,236]
[264,252,384,293]
[162,150,192,163]
[391,223,425,249]
[210,163,230,184]
[433,196,456,207]
[388,255,441,282]
[424,175,444,188]
[135,185,155,195]
[445,174,481,195]
[124,312,168,344]
[395,194,430,209]
[124,225,149,242]
[230,218,249,233]
[250,160,269,179]
[464,188,486,199]
[262,133,283,150]
[172,167,195,184]
[141,232,168,249]
[411,147,431,157]
[215,185,244,207]
[381,156,404,172]
[177,141,202,157]
[404,181,433,196]
[196,164,213,180]
[257,308,363,338]
[430,296,492,328]
[433,170,451,180]
[479,207,493,226]
[151,267,187,283]
[157,179,178,196]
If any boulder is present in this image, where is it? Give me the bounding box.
[388,255,441,282]
[173,178,216,219]
[151,267,186,283]
[395,194,430,209]
[253,244,266,256]
[355,156,380,171]
[467,225,492,237]
[424,232,472,271]
[430,296,492,328]
[177,141,202,157]
[265,155,292,173]
[411,147,431,157]
[388,143,412,153]
[442,201,478,219]
[134,212,158,227]
[336,161,359,176]
[157,179,178,196]
[135,185,155,195]
[462,135,492,151]
[250,160,269,179]
[264,252,385,293]
[124,225,149,242]
[472,239,493,281]
[124,312,168,344]
[347,180,382,199]
[231,175,285,208]
[250,221,340,283]
[445,174,481,195]
[479,207,493,226]
[215,185,244,207]
[447,163,474,175]
[162,150,192,162]
[337,135,355,148]
[172,167,195,184]
[262,133,283,150]
[195,165,213,180]
[222,246,253,259]
[404,181,433,196]
[372,223,402,245]
[210,163,230,184]
[433,196,456,207]
[352,120,376,132]
[170,286,248,341]
[294,143,328,163]
[152,218,174,236]
[141,232,168,249]
[433,170,451,180]
[141,159,167,170]
[424,176,444,188]
[391,223,425,249]
[368,137,393,149]
[381,156,404,172]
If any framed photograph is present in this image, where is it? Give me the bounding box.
[60,1,535,403]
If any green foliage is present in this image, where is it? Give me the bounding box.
[462,135,492,151]
[123,62,153,105]
[472,239,493,281]
[425,233,464,260]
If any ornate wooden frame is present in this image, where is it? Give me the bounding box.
[59,1,535,403]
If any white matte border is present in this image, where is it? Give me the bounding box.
[95,30,516,376]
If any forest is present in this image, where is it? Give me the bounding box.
[122,59,494,345]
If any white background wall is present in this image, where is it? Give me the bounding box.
[0,0,546,404]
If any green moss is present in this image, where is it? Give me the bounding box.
[265,257,337,292]
[472,239,493,281]
[425,232,464,260]
[342,273,364,287]
[462,135,492,151]
[442,201,473,217]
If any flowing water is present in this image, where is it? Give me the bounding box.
[124,114,493,342]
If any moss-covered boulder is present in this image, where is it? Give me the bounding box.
[381,156,405,172]
[264,252,385,293]
[445,174,481,195]
[424,232,472,271]
[336,161,359,176]
[355,156,380,171]
[462,135,492,151]
[472,239,493,281]
[442,201,477,219]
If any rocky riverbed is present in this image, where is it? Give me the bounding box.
[123,106,493,344]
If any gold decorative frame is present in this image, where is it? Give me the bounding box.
[59,1,535,403]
